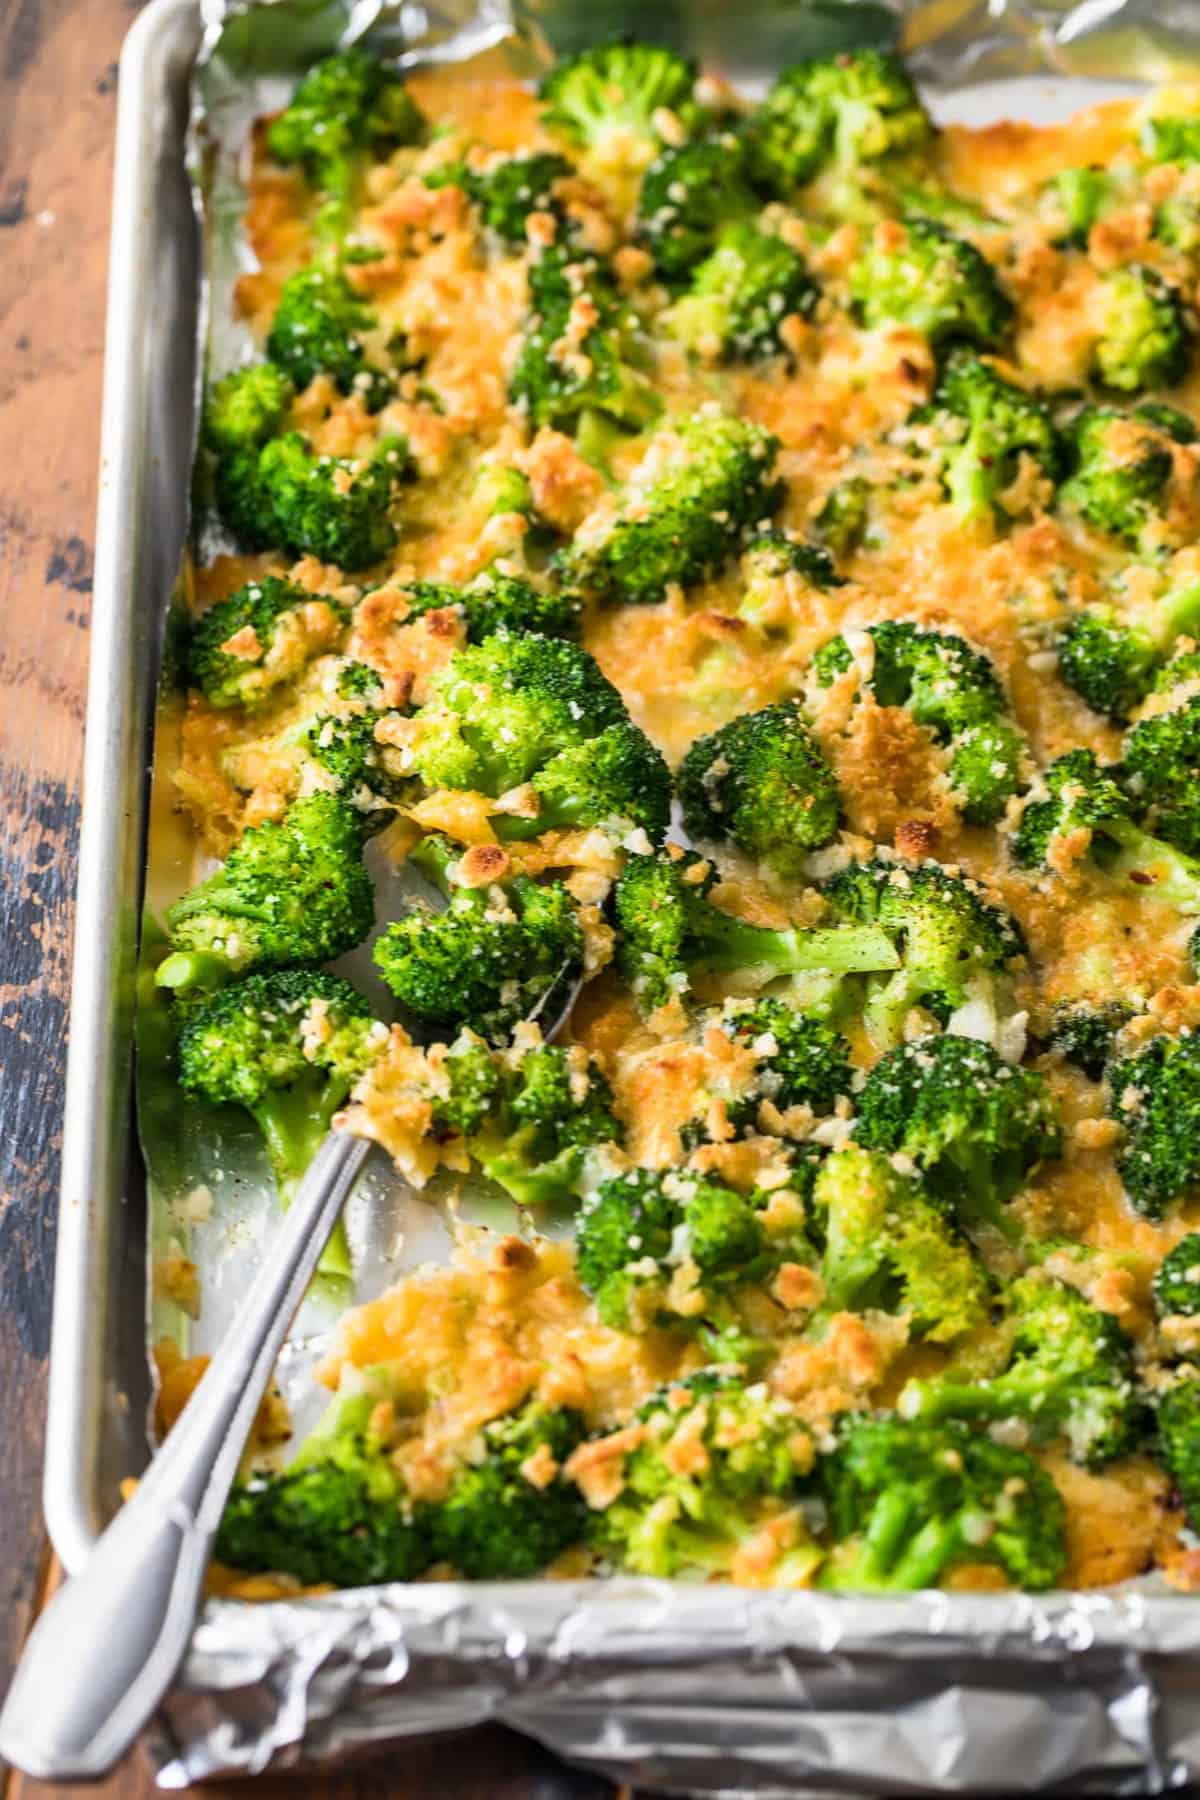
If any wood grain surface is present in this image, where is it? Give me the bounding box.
[0,0,622,1791]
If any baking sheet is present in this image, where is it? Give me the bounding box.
[123,0,1200,1787]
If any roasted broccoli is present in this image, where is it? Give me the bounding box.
[1142,114,1200,166]
[157,794,375,995]
[510,238,660,440]
[819,1413,1066,1591]
[587,1371,818,1581]
[905,351,1064,524]
[216,1377,431,1586]
[1122,666,1200,858]
[556,408,781,605]
[744,50,933,197]
[823,858,1025,1053]
[187,577,347,710]
[848,217,1012,351]
[666,223,818,362]
[855,1033,1062,1246]
[1107,1031,1200,1218]
[612,847,899,1015]
[299,706,411,820]
[812,619,1024,825]
[1058,405,1176,549]
[1039,165,1118,247]
[539,41,700,166]
[900,1272,1140,1465]
[813,476,872,560]
[1157,1377,1200,1527]
[458,150,573,244]
[1090,265,1192,395]
[267,48,425,233]
[1046,1000,1133,1080]
[1013,748,1200,912]
[808,1144,990,1344]
[635,135,757,280]
[1058,565,1200,719]
[400,570,581,643]
[704,995,853,1136]
[408,631,670,841]
[204,362,294,455]
[266,265,396,410]
[1154,1233,1200,1319]
[437,1036,621,1209]
[217,431,409,570]
[575,1167,783,1332]
[676,701,841,879]
[433,1399,588,1576]
[372,833,584,1042]
[178,968,383,1275]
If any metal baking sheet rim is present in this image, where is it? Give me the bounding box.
[50,0,1200,1789]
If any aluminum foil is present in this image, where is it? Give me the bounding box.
[141,0,1200,1788]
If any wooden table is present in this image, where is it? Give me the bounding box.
[0,0,625,1792]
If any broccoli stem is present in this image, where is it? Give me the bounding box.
[1095,817,1200,912]
[155,949,237,995]
[250,1071,356,1279]
[900,1368,1053,1432]
[694,916,900,979]
[473,1138,585,1211]
[823,1491,966,1590]
[408,831,459,894]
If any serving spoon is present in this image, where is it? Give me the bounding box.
[0,963,582,1782]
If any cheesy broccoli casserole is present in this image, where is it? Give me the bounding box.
[156,38,1200,1594]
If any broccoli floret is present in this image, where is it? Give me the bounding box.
[587,1372,818,1581]
[539,41,700,164]
[1013,748,1200,912]
[1107,1031,1200,1218]
[407,633,668,844]
[736,530,842,632]
[445,1039,621,1209]
[910,351,1064,524]
[299,707,411,820]
[335,659,386,702]
[808,1144,990,1344]
[813,620,1023,825]
[1058,567,1200,719]
[187,577,347,711]
[1155,1233,1200,1319]
[1136,401,1198,443]
[1155,192,1200,258]
[401,571,581,642]
[1143,116,1200,165]
[744,50,933,196]
[157,794,375,995]
[635,135,757,280]
[1039,165,1117,246]
[819,1413,1066,1591]
[556,408,781,606]
[813,476,872,560]
[216,1380,431,1586]
[1047,1000,1133,1080]
[178,968,381,1275]
[823,858,1025,1053]
[612,847,900,1016]
[1157,1377,1200,1526]
[263,432,408,569]
[266,266,396,411]
[372,833,584,1043]
[855,1034,1062,1246]
[1123,678,1200,859]
[204,363,294,454]
[666,224,818,362]
[459,151,574,244]
[267,49,425,233]
[1091,265,1192,394]
[848,217,1012,350]
[433,1399,588,1576]
[900,1272,1140,1465]
[676,701,841,879]
[575,1168,781,1332]
[717,995,853,1131]
[1058,405,1176,548]
[510,239,661,440]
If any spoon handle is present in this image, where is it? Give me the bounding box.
[0,1131,370,1782]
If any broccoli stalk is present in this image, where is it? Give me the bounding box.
[899,1273,1139,1465]
[177,969,384,1277]
[612,848,900,1016]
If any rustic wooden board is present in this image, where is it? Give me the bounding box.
[0,0,624,1791]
